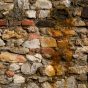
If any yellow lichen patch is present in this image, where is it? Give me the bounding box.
[55,65,66,76]
[62,29,76,36]
[2,27,27,40]
[48,29,63,37]
[45,65,55,76]
[57,38,69,49]
[63,49,73,61]
[40,37,57,47]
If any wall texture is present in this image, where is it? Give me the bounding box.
[0,0,88,88]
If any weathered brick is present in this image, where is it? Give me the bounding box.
[21,19,35,26]
[28,33,40,40]
[0,19,7,27]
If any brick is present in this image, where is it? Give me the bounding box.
[21,19,35,26]
[28,33,40,40]
[0,19,7,27]
[40,37,57,47]
[9,20,21,26]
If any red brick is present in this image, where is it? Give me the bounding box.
[28,33,40,40]
[9,20,21,26]
[0,19,7,27]
[21,19,35,26]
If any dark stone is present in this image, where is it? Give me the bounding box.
[52,9,69,20]
[80,0,88,5]
[0,13,4,19]
[81,7,88,19]
[36,19,55,27]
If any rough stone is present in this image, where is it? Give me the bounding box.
[45,65,55,76]
[27,26,39,33]
[0,52,26,63]
[9,47,29,54]
[69,65,88,74]
[39,10,50,18]
[9,63,20,71]
[54,79,65,88]
[42,82,53,88]
[81,7,88,18]
[14,0,29,10]
[4,0,13,3]
[0,39,5,46]
[22,39,40,49]
[0,75,10,84]
[21,62,31,75]
[26,10,36,18]
[30,63,42,74]
[2,28,28,40]
[0,2,14,11]
[27,82,39,88]
[21,62,42,75]
[78,84,87,88]
[67,76,77,88]
[48,29,63,37]
[56,65,66,76]
[53,0,71,8]
[35,0,52,9]
[36,20,55,27]
[26,54,42,63]
[40,37,57,47]
[13,75,25,84]
[62,29,76,36]
[3,83,21,88]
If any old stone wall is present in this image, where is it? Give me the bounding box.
[0,0,88,88]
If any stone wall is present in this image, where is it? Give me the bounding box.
[0,0,88,88]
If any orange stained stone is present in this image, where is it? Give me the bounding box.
[62,29,76,36]
[16,55,27,63]
[45,65,55,76]
[0,52,26,63]
[57,38,69,48]
[48,29,63,37]
[40,37,57,48]
[63,49,73,61]
[55,65,66,76]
